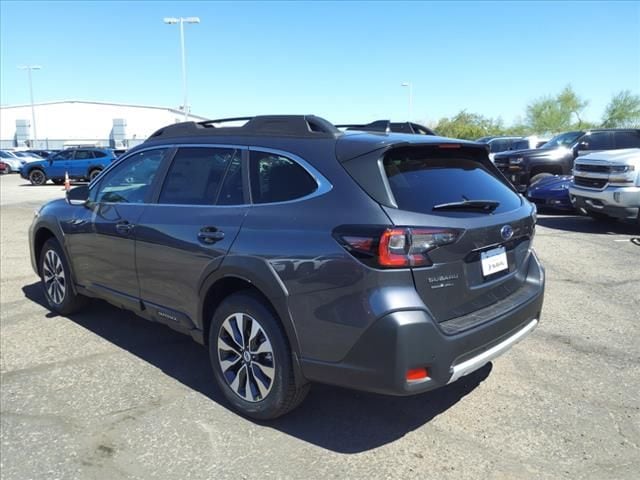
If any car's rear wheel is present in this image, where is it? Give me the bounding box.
[89,169,102,181]
[29,169,47,185]
[40,238,87,315]
[208,292,309,419]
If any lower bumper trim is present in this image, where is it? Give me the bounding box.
[447,318,538,384]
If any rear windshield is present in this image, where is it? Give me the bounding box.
[384,147,522,215]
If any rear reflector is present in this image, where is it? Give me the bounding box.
[406,368,429,381]
[438,144,461,149]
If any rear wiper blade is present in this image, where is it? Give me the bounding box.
[432,199,500,212]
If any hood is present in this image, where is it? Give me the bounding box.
[528,175,572,190]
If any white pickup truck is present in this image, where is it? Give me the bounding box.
[569,148,640,224]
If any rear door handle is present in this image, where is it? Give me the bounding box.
[198,227,225,244]
[115,221,134,235]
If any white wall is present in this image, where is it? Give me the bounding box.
[0,101,207,148]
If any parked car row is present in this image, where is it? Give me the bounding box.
[525,148,640,225]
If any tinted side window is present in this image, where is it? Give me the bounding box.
[383,147,522,216]
[614,131,640,148]
[94,150,107,158]
[53,150,74,161]
[249,151,317,204]
[583,132,612,150]
[94,149,166,204]
[158,147,239,205]
[74,150,94,160]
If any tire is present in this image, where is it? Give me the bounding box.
[5,165,12,173]
[89,169,102,181]
[29,169,47,186]
[208,292,310,419]
[40,238,88,315]
[529,173,553,185]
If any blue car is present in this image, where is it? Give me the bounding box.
[20,148,117,185]
[526,174,574,211]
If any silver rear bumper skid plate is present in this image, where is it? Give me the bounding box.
[447,318,538,384]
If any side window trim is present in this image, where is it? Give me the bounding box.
[247,147,333,205]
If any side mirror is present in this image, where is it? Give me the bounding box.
[576,141,589,151]
[48,158,54,165]
[66,185,89,206]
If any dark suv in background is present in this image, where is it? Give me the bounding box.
[493,129,640,191]
[29,115,544,419]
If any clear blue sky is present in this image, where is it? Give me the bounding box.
[1,1,639,126]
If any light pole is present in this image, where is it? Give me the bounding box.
[401,82,412,121]
[163,16,200,121]
[18,65,41,147]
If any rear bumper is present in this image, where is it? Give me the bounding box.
[300,251,545,395]
[569,185,640,219]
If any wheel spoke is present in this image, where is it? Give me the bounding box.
[251,338,273,355]
[219,352,241,372]
[244,368,254,401]
[251,364,270,399]
[252,362,274,382]
[219,326,242,354]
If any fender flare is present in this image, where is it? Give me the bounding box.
[197,255,300,355]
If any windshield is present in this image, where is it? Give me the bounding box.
[541,131,583,148]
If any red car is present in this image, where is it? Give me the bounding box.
[0,161,9,174]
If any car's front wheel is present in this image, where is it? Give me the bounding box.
[40,238,87,315]
[29,169,47,186]
[209,292,309,419]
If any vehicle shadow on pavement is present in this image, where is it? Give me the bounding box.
[22,282,492,453]
[537,215,640,235]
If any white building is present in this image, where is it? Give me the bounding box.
[0,100,208,150]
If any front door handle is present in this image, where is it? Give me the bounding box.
[198,227,225,244]
[115,221,134,235]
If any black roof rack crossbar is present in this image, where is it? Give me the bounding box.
[147,115,340,140]
[336,120,391,133]
[336,120,435,136]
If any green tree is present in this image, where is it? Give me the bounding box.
[601,90,640,127]
[525,85,589,133]
[434,110,506,140]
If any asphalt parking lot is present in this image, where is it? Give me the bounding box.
[1,173,639,480]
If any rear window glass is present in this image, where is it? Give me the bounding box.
[383,147,522,215]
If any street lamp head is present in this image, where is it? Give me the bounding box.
[183,17,200,24]
[163,17,179,24]
[18,65,42,70]
[401,82,410,87]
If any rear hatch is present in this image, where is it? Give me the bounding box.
[343,143,536,326]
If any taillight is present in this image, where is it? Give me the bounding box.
[334,225,461,268]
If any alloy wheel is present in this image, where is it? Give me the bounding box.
[30,170,45,185]
[217,312,275,402]
[43,249,66,304]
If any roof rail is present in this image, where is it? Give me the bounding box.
[147,115,341,141]
[336,120,435,136]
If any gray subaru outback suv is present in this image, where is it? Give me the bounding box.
[29,115,544,419]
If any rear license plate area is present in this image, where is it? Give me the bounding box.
[481,246,508,278]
